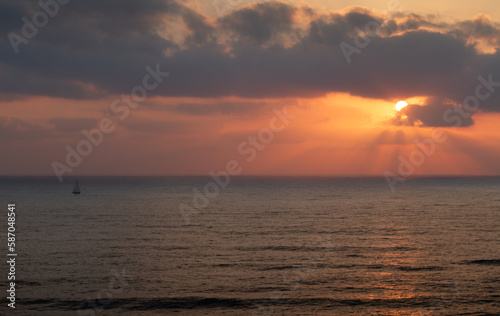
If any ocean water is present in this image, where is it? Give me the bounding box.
[0,176,499,315]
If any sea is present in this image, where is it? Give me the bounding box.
[0,176,499,315]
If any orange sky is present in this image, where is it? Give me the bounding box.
[3,92,500,177]
[2,0,500,178]
[193,0,500,21]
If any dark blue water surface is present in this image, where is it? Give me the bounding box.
[0,176,499,315]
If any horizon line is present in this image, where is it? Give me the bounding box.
[2,174,500,178]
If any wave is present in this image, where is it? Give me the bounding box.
[396,266,445,271]
[21,295,478,312]
[0,280,41,287]
[464,259,500,266]
[233,245,419,252]
[252,263,446,271]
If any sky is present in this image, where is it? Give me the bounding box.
[1,0,500,178]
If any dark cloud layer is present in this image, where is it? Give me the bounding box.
[392,102,475,128]
[2,0,500,126]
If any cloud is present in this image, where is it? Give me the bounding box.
[0,0,194,98]
[169,101,265,116]
[2,1,500,126]
[0,2,29,34]
[48,117,98,132]
[151,100,291,117]
[391,98,475,127]
[219,1,298,45]
[453,14,500,47]
[120,118,187,133]
[0,116,51,140]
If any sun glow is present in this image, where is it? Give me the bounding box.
[395,101,408,111]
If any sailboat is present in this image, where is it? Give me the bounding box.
[72,180,81,194]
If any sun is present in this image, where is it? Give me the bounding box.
[395,101,408,111]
